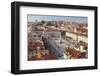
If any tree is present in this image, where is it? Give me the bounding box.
[41,20,45,24]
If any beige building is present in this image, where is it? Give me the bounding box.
[65,32,87,43]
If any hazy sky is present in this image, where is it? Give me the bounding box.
[28,14,88,23]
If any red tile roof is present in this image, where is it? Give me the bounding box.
[66,48,81,58]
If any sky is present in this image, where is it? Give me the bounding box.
[28,14,88,23]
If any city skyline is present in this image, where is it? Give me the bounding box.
[28,14,88,61]
[28,15,88,23]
